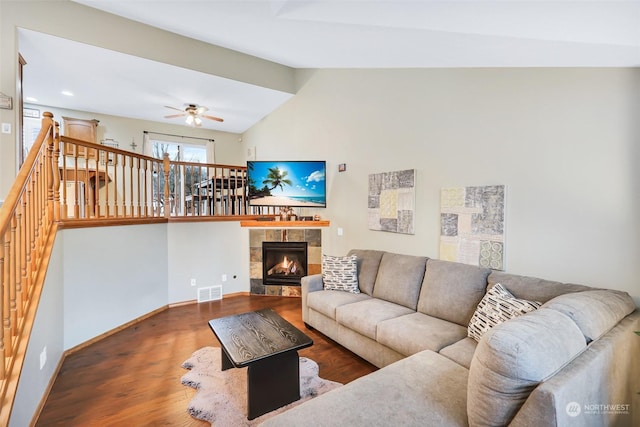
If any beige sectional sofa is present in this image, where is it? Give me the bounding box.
[261,249,640,427]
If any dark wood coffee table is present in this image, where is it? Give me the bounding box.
[208,308,313,420]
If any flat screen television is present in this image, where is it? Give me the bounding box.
[247,160,326,208]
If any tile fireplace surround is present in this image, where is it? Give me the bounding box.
[249,228,322,296]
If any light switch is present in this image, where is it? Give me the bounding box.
[1,123,11,134]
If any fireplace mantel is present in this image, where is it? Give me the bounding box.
[240,220,330,228]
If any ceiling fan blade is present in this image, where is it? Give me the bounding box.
[164,113,186,119]
[202,114,224,122]
[164,105,184,112]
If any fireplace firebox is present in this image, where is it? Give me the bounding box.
[262,241,308,286]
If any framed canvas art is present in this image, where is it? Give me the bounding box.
[440,185,505,269]
[368,169,415,234]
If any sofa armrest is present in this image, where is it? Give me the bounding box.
[301,274,323,324]
[509,311,640,427]
[302,273,323,293]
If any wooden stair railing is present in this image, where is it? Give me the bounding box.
[0,112,59,426]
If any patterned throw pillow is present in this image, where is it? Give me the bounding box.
[322,254,360,293]
[468,283,542,342]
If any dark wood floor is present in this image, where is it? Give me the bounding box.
[35,295,377,426]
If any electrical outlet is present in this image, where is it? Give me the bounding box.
[337,227,343,236]
[190,278,196,287]
[222,274,228,282]
[40,346,47,370]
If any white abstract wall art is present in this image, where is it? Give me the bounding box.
[439,185,506,269]
[368,169,416,235]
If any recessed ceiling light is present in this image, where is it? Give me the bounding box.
[61,91,74,97]
[25,97,38,102]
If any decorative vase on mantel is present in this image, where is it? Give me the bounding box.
[279,207,296,221]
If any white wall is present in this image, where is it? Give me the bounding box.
[11,233,65,427]
[243,68,640,304]
[167,222,249,302]
[62,224,168,349]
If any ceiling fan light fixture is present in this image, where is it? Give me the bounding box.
[165,104,223,126]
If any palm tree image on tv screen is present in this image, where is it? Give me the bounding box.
[247,161,326,207]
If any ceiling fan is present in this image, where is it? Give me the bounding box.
[164,103,224,126]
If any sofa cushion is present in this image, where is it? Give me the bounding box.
[417,259,491,326]
[467,283,542,342]
[336,299,414,340]
[372,252,428,310]
[260,350,470,427]
[347,249,385,296]
[307,290,371,320]
[377,312,467,356]
[321,254,359,293]
[543,290,636,342]
[488,271,592,303]
[467,308,587,426]
[439,337,478,369]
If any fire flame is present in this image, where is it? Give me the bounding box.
[282,256,291,269]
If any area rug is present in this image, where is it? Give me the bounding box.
[181,346,342,426]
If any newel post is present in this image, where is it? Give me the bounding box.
[43,112,55,225]
[52,119,61,222]
[163,153,170,218]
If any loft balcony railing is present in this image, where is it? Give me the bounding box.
[59,142,261,221]
[57,132,276,222]
[0,112,277,424]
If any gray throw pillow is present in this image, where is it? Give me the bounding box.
[322,254,359,293]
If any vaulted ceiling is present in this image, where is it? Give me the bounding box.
[19,1,640,133]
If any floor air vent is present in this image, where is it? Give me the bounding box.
[197,285,222,303]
